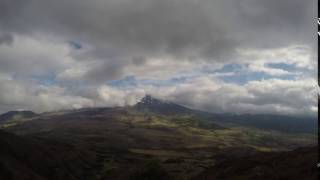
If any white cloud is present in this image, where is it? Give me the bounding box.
[0,74,94,113]
[97,85,145,107]
[89,76,318,116]
[237,45,317,69]
[57,65,90,81]
[0,68,316,116]
[238,45,316,73]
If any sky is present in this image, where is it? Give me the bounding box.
[0,0,317,116]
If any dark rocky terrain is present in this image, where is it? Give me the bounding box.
[193,146,318,180]
[0,130,97,180]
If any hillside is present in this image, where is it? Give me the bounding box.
[208,113,317,134]
[193,146,318,180]
[0,111,38,130]
[0,111,36,123]
[134,96,317,134]
[0,130,97,180]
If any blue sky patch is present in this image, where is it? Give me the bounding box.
[31,74,57,86]
[266,62,297,71]
[69,41,82,50]
[213,63,297,84]
[107,75,189,88]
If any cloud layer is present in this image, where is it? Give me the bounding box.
[0,0,317,115]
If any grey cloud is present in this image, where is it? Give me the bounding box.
[0,0,316,63]
[0,35,73,78]
[84,59,128,83]
[0,33,13,45]
[232,0,317,49]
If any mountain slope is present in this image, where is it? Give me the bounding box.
[134,95,194,115]
[206,113,317,134]
[134,95,317,134]
[0,111,36,123]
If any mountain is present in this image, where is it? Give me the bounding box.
[0,95,317,179]
[0,111,37,124]
[1,96,315,134]
[134,95,194,115]
[134,95,317,134]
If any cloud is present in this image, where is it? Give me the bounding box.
[81,76,317,116]
[98,86,145,107]
[238,46,316,71]
[0,34,75,78]
[0,0,316,81]
[0,0,317,115]
[0,70,316,116]
[0,33,13,45]
[0,74,94,113]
